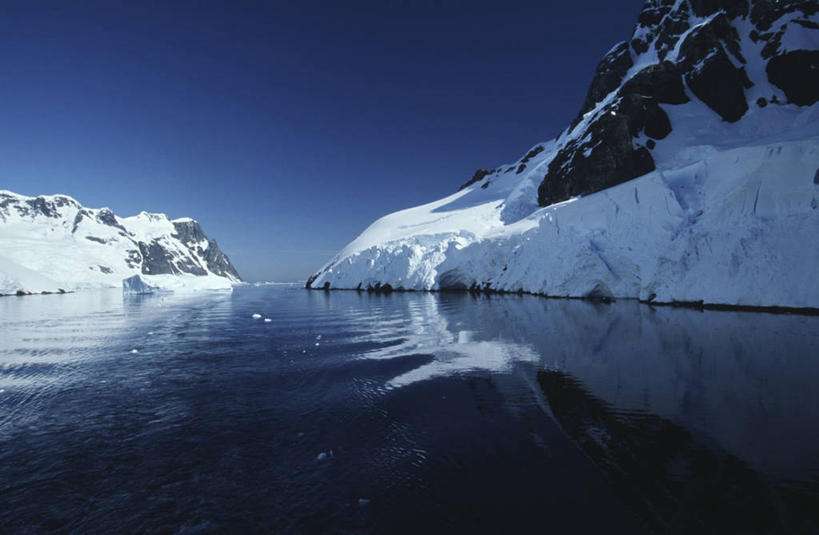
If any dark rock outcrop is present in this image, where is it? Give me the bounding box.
[631,0,671,54]
[125,249,142,269]
[689,0,748,18]
[458,169,492,191]
[521,145,545,164]
[200,239,240,279]
[767,51,819,106]
[621,61,689,105]
[94,208,129,234]
[534,0,819,208]
[751,0,817,32]
[578,41,634,118]
[18,197,71,219]
[305,273,318,289]
[138,240,181,276]
[654,2,691,60]
[538,95,658,207]
[678,13,751,122]
[172,219,241,280]
[137,237,219,278]
[539,59,681,207]
[513,145,548,175]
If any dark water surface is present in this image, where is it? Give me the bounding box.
[1,286,818,533]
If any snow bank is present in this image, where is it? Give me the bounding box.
[0,254,62,295]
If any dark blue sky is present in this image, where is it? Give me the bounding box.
[0,1,642,281]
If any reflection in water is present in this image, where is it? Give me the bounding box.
[540,370,819,533]
[364,294,819,483]
[347,292,541,387]
[0,287,817,532]
[0,290,234,436]
[356,293,819,531]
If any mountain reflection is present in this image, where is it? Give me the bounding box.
[356,292,819,531]
[540,369,819,533]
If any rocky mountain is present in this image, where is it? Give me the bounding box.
[307,0,819,310]
[539,0,817,207]
[0,190,240,295]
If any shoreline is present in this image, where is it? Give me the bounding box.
[305,283,819,317]
[0,289,73,298]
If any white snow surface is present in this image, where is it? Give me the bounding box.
[310,101,819,309]
[0,191,237,295]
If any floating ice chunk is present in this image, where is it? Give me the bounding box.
[264,318,272,323]
[130,349,139,354]
[316,334,322,340]
[317,450,334,461]
[252,313,262,319]
[122,275,159,295]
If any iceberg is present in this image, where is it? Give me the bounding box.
[122,275,161,296]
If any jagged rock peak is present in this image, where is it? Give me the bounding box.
[172,218,241,280]
[536,0,818,207]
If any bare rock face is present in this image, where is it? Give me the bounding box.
[0,194,78,220]
[535,0,818,208]
[137,240,206,276]
[538,61,686,207]
[689,0,748,18]
[577,41,633,118]
[767,51,819,106]
[538,96,658,207]
[621,61,689,105]
[751,0,817,32]
[677,13,752,122]
[750,1,818,105]
[458,169,492,191]
[654,2,692,60]
[136,219,242,279]
[172,219,241,280]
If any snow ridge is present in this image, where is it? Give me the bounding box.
[0,190,240,295]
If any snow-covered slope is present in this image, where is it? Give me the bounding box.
[0,191,240,295]
[308,0,819,310]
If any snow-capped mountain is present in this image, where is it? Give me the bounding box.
[0,190,240,295]
[307,0,819,310]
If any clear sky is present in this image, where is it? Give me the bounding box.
[0,1,643,282]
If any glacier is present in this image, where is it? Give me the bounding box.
[0,191,240,296]
[308,0,819,310]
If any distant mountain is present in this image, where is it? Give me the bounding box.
[307,0,819,310]
[0,190,240,295]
